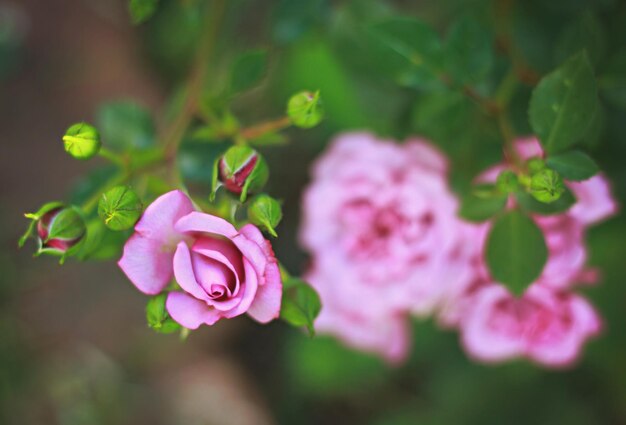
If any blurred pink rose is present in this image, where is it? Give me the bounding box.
[460,284,601,367]
[300,132,477,362]
[119,190,281,329]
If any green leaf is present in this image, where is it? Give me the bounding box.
[129,0,159,25]
[96,101,156,151]
[229,49,268,95]
[458,185,507,223]
[367,17,443,89]
[98,185,143,231]
[485,210,548,295]
[529,51,598,154]
[75,219,130,261]
[280,278,321,336]
[248,194,282,237]
[445,15,493,85]
[546,150,599,181]
[516,187,576,216]
[146,293,181,334]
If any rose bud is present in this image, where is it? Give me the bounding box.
[98,185,143,231]
[530,168,565,203]
[213,145,269,202]
[20,203,87,262]
[63,122,101,160]
[287,90,324,129]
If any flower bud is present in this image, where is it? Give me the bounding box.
[526,157,546,174]
[24,205,86,261]
[248,194,283,237]
[63,122,101,160]
[98,185,143,231]
[287,90,324,129]
[496,170,520,194]
[530,169,565,203]
[214,145,269,202]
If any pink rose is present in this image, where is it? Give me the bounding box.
[300,132,477,361]
[118,190,282,329]
[460,284,601,367]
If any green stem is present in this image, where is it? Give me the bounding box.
[239,116,292,140]
[98,147,125,168]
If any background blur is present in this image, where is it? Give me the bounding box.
[1,0,626,424]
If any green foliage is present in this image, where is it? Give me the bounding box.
[529,51,598,154]
[145,293,181,334]
[554,13,606,68]
[529,169,565,203]
[247,194,282,237]
[271,0,330,44]
[496,171,521,193]
[486,210,548,295]
[76,219,130,261]
[459,184,507,223]
[280,278,321,336]
[63,122,101,160]
[599,48,626,110]
[546,150,599,181]
[287,90,324,128]
[445,15,493,85]
[129,0,159,25]
[98,186,143,231]
[229,49,268,95]
[367,17,443,89]
[96,101,156,151]
[516,187,576,216]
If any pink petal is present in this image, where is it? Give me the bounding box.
[223,258,258,318]
[247,262,282,323]
[172,242,210,301]
[175,211,238,238]
[166,291,222,329]
[135,190,195,242]
[118,233,174,295]
[231,232,267,284]
[568,174,618,226]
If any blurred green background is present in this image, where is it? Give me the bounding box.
[1,0,625,423]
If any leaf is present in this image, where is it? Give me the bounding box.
[247,194,283,237]
[229,49,269,95]
[96,101,156,151]
[367,17,444,89]
[129,0,159,25]
[598,48,626,110]
[458,185,507,222]
[554,13,606,68]
[485,210,548,295]
[445,15,494,85]
[516,187,576,215]
[529,51,598,154]
[546,150,599,181]
[146,293,181,334]
[280,278,321,336]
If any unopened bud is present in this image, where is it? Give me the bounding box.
[287,90,324,129]
[63,122,101,160]
[248,194,282,237]
[530,169,564,203]
[214,145,269,202]
[496,170,520,194]
[98,185,143,231]
[34,206,86,259]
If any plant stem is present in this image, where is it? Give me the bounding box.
[162,0,226,160]
[240,116,291,140]
[98,147,125,168]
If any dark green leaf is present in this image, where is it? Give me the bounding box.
[529,51,598,154]
[367,17,443,89]
[445,16,493,85]
[546,150,599,181]
[146,293,181,334]
[459,186,507,222]
[598,48,626,110]
[554,13,606,68]
[281,278,321,336]
[229,49,268,95]
[96,101,156,151]
[516,187,576,215]
[129,0,159,25]
[486,210,548,295]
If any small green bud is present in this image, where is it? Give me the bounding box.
[62,122,101,160]
[287,90,324,129]
[146,293,181,334]
[98,185,143,231]
[526,157,546,174]
[214,145,269,202]
[248,194,283,237]
[32,205,86,261]
[530,169,565,203]
[496,170,520,194]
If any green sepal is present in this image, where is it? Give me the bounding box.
[529,169,565,203]
[280,278,321,337]
[287,90,324,129]
[248,194,283,237]
[146,293,182,334]
[19,201,64,248]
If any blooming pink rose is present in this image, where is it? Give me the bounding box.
[300,132,477,361]
[118,190,282,329]
[460,284,601,367]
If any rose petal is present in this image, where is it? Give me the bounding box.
[231,232,268,285]
[135,190,195,242]
[175,211,238,238]
[223,258,258,318]
[172,241,210,301]
[166,292,221,329]
[247,262,282,323]
[118,233,175,295]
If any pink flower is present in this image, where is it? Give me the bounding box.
[460,284,601,367]
[118,190,282,329]
[300,132,477,361]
